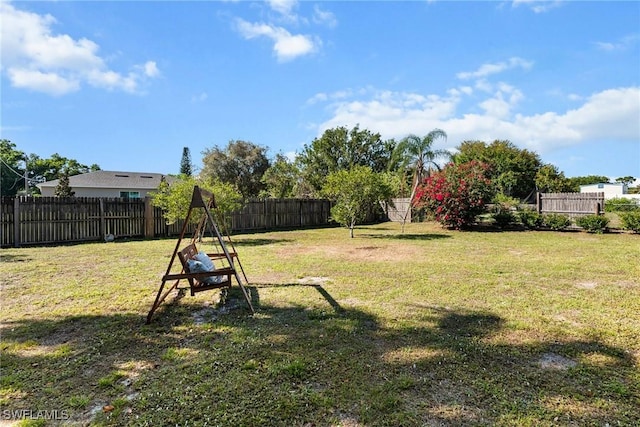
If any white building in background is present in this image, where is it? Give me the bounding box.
[580,182,640,201]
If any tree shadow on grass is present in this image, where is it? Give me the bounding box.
[229,238,294,247]
[2,285,637,426]
[0,253,33,263]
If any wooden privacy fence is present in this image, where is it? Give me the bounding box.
[1,196,333,248]
[383,193,606,224]
[385,198,412,223]
[536,192,605,217]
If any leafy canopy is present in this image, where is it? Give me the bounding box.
[1,139,99,196]
[260,154,301,199]
[453,140,542,200]
[201,140,270,199]
[297,125,395,195]
[150,175,243,226]
[390,129,449,193]
[322,166,394,238]
[535,164,573,193]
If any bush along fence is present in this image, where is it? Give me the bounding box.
[0,196,333,248]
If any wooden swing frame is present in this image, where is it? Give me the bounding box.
[146,186,254,324]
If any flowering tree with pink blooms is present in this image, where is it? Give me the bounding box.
[414,160,493,230]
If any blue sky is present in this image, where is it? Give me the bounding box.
[1,0,639,180]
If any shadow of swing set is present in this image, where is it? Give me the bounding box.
[146,186,255,324]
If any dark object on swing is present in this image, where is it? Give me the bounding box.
[146,186,254,323]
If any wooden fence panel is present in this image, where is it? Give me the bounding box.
[1,196,334,247]
[538,192,604,217]
[15,197,102,246]
[103,198,145,238]
[386,198,411,222]
[1,197,15,247]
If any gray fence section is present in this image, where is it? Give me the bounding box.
[1,196,333,247]
[383,193,606,224]
[385,198,412,222]
[537,192,605,217]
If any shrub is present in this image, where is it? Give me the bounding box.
[619,211,640,233]
[414,161,493,230]
[490,194,519,228]
[575,215,610,234]
[519,209,543,230]
[491,207,517,229]
[605,197,640,212]
[542,213,572,231]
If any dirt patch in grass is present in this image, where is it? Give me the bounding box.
[536,353,578,370]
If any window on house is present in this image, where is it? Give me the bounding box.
[120,191,140,199]
[598,183,604,189]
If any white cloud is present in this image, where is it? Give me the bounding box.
[191,92,208,103]
[7,68,79,96]
[267,0,298,20]
[511,0,563,14]
[313,5,337,28]
[313,84,640,156]
[457,57,533,80]
[235,18,318,61]
[0,2,159,95]
[143,61,160,78]
[595,34,640,51]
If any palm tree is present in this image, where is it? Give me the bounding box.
[390,129,449,229]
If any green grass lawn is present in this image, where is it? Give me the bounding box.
[1,222,639,426]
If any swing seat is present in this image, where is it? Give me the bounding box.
[173,244,234,296]
[146,185,254,324]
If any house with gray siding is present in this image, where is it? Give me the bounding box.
[37,170,175,198]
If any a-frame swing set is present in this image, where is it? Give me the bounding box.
[146,186,254,324]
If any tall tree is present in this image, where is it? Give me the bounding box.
[1,141,99,196]
[54,170,75,197]
[297,125,395,195]
[201,140,270,199]
[391,130,449,190]
[389,129,449,228]
[453,140,542,200]
[0,139,27,196]
[260,154,301,198]
[615,176,635,186]
[535,164,573,193]
[180,147,192,176]
[27,153,99,187]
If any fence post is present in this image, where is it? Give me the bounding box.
[13,197,20,247]
[144,197,155,238]
[536,192,542,214]
[99,198,106,238]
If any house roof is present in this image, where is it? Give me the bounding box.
[37,170,177,189]
[579,182,625,189]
